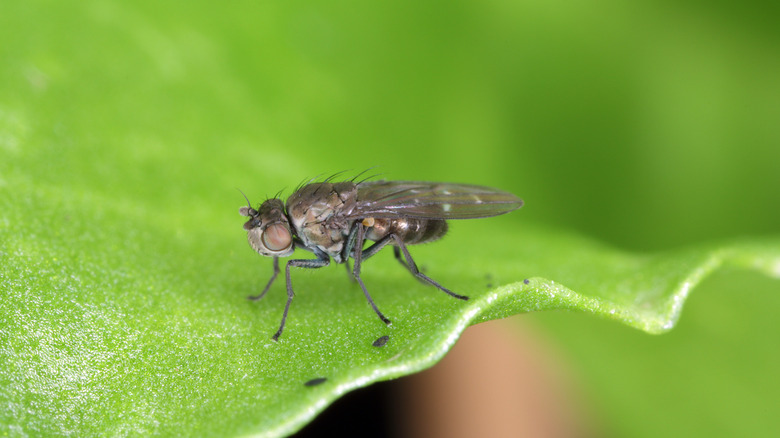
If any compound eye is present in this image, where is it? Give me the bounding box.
[262,224,292,252]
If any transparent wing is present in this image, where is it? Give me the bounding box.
[349,180,523,220]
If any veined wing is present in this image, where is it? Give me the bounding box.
[349,180,523,220]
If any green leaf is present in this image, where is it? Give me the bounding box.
[2,175,779,436]
[2,1,780,437]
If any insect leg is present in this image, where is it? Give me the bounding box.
[341,223,360,283]
[357,234,394,260]
[272,253,330,341]
[391,234,469,301]
[391,246,430,285]
[248,256,280,300]
[356,237,433,287]
[352,222,392,325]
[393,246,410,269]
[344,260,355,282]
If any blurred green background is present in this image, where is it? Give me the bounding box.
[1,0,778,436]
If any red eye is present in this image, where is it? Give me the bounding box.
[262,224,292,252]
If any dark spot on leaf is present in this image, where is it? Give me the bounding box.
[372,335,389,347]
[304,377,327,387]
[523,278,530,284]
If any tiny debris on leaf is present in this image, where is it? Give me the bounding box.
[304,377,327,387]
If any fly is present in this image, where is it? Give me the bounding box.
[239,177,523,340]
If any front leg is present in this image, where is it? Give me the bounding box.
[248,256,280,301]
[249,237,309,301]
[273,251,330,341]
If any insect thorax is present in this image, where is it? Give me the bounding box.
[286,182,358,261]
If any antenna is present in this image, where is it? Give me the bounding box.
[236,188,252,208]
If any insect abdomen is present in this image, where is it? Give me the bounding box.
[366,218,448,245]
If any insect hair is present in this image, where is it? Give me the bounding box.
[351,166,382,185]
[323,170,348,183]
[313,170,348,195]
[293,174,323,194]
[236,188,253,209]
[356,173,382,185]
[291,168,383,195]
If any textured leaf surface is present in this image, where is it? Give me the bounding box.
[2,180,778,436]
